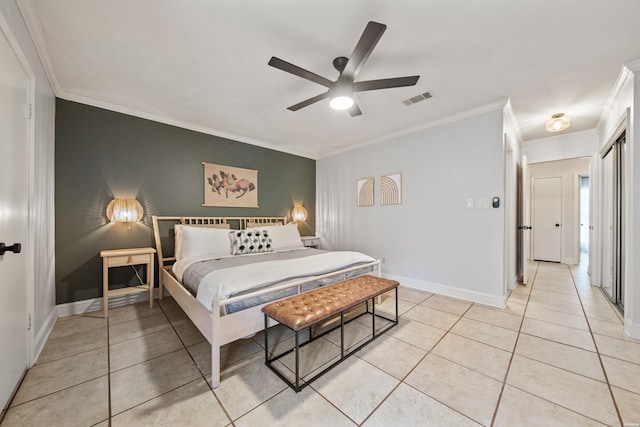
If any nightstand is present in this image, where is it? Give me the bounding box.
[100,247,156,318]
[301,236,320,249]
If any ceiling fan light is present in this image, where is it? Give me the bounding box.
[545,113,571,132]
[329,96,354,110]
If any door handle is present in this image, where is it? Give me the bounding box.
[0,243,22,255]
[555,224,560,227]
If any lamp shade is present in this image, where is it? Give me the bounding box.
[106,198,144,223]
[291,206,308,222]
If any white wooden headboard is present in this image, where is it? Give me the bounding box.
[151,215,288,271]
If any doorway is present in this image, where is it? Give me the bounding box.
[579,176,590,258]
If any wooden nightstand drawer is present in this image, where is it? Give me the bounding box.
[105,253,151,267]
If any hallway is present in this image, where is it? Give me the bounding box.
[2,260,639,426]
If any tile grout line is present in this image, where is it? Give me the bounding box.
[156,299,236,426]
[566,264,624,426]
[489,261,540,426]
[358,296,483,426]
[106,315,112,426]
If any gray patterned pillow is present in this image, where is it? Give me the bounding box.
[229,229,273,255]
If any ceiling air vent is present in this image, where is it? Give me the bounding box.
[402,91,433,106]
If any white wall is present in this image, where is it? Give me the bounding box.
[317,108,506,307]
[522,130,599,164]
[528,158,590,265]
[0,0,56,362]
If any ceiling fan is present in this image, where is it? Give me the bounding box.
[268,21,420,117]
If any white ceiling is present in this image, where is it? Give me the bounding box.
[20,0,640,159]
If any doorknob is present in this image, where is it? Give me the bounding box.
[0,243,22,255]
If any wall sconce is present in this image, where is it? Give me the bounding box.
[291,206,308,222]
[106,198,144,229]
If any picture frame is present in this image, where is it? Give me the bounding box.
[357,177,375,207]
[202,162,259,208]
[380,173,402,205]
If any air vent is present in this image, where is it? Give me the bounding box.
[403,91,433,106]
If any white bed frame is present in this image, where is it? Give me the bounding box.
[151,215,381,387]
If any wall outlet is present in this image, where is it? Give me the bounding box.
[381,257,386,264]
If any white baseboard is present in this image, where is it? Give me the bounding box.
[562,257,579,265]
[31,307,57,365]
[56,289,165,318]
[382,273,506,308]
[624,318,640,340]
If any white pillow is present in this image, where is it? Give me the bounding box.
[174,224,231,260]
[250,223,303,251]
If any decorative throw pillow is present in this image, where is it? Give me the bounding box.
[229,229,273,255]
[252,223,303,250]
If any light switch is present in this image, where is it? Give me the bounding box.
[466,198,474,208]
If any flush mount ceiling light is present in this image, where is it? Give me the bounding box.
[545,113,571,133]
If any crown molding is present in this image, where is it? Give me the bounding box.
[503,99,523,144]
[16,0,61,95]
[57,90,317,160]
[595,64,634,131]
[520,128,599,147]
[318,99,509,159]
[624,58,640,72]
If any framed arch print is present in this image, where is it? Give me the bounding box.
[380,173,402,205]
[357,177,374,207]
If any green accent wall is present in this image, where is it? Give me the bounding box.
[55,99,315,304]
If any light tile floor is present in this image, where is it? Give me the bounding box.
[2,260,640,426]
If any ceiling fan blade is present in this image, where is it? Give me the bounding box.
[348,102,362,117]
[269,57,333,88]
[342,21,386,81]
[353,76,420,92]
[287,92,330,111]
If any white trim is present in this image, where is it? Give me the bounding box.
[57,91,316,160]
[56,289,165,318]
[32,308,56,363]
[625,317,640,339]
[318,99,509,159]
[600,111,628,157]
[503,99,523,143]
[15,0,60,93]
[624,58,640,72]
[382,273,507,309]
[596,65,633,131]
[520,129,599,148]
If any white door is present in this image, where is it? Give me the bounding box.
[601,148,614,300]
[532,177,562,262]
[521,156,531,284]
[0,20,31,410]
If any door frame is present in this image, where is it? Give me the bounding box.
[0,9,36,366]
[503,134,517,294]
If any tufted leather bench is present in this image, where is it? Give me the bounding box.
[262,274,399,392]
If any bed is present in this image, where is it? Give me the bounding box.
[151,215,381,388]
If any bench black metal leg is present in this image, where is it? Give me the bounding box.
[295,331,300,391]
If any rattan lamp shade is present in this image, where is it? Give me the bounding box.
[106,198,144,223]
[291,206,308,222]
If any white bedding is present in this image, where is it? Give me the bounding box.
[176,251,375,311]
